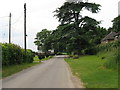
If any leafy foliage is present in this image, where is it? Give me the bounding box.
[108,15,120,32]
[112,15,120,32]
[1,43,35,66]
[54,2,101,25]
[35,1,108,55]
[53,1,102,55]
[34,29,52,53]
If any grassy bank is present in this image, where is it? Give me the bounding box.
[65,55,118,88]
[96,41,120,70]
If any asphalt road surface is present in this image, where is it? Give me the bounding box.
[2,55,83,88]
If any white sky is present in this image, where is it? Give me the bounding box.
[0,0,119,51]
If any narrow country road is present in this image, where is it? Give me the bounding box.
[2,55,83,88]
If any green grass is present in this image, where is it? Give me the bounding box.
[33,55,53,62]
[2,62,40,78]
[65,55,118,88]
[33,55,40,62]
[97,48,119,70]
[41,56,53,61]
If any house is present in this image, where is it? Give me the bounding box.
[101,31,120,44]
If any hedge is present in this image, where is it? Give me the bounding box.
[0,43,35,66]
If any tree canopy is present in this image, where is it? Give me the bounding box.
[54,1,101,25]
[34,1,109,55]
[112,15,120,32]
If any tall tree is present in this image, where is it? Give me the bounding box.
[54,1,101,54]
[34,29,52,53]
[112,15,120,32]
[54,1,101,26]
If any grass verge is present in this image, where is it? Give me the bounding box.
[41,56,53,61]
[65,55,118,88]
[2,62,40,78]
[2,55,53,79]
[33,55,53,62]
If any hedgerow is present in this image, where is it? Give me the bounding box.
[0,43,35,66]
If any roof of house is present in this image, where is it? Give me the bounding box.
[116,31,120,35]
[117,31,120,40]
[101,32,117,41]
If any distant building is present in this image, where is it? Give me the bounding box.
[101,31,120,44]
[38,46,54,54]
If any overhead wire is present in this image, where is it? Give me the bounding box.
[0,16,9,27]
[0,12,23,28]
[11,13,23,25]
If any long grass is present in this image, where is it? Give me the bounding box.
[96,40,120,69]
[97,47,119,70]
[65,55,118,88]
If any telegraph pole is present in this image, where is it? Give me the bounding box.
[9,13,11,44]
[24,3,27,53]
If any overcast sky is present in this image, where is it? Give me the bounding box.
[0,0,119,51]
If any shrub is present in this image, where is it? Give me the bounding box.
[37,53,46,59]
[26,49,35,63]
[22,49,35,63]
[1,43,35,66]
[1,43,23,66]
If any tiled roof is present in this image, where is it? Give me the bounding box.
[101,32,117,41]
[116,31,120,35]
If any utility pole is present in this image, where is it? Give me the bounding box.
[9,13,11,44]
[24,3,27,53]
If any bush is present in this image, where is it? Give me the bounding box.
[1,43,35,66]
[22,49,35,63]
[1,43,23,66]
[37,53,46,59]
